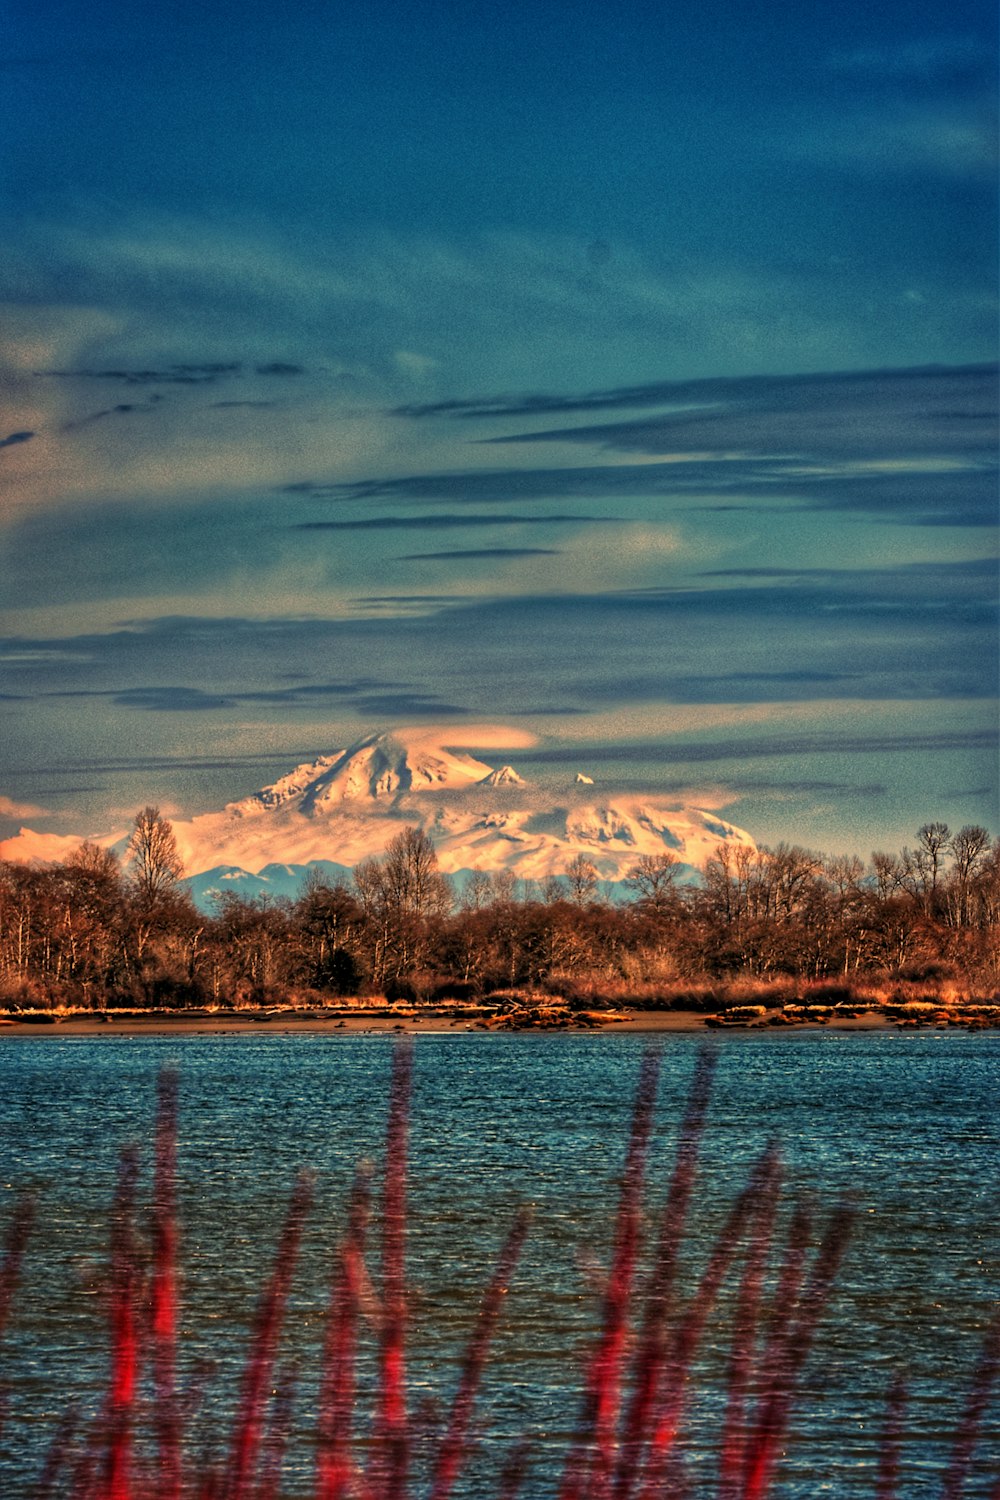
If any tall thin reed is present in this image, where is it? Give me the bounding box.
[613,1047,717,1499]
[633,1151,773,1500]
[151,1069,181,1500]
[876,1373,907,1500]
[429,1205,532,1500]
[222,1172,314,1500]
[316,1164,373,1500]
[367,1038,413,1500]
[103,1145,141,1500]
[560,1047,662,1500]
[715,1147,782,1500]
[0,1189,35,1448]
[940,1310,1000,1500]
[740,1199,855,1500]
[2,1044,995,1498]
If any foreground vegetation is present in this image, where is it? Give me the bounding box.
[1,811,998,1016]
[1,1048,996,1496]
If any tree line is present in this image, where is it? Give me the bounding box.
[1,809,998,1010]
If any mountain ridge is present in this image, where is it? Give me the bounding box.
[0,726,756,897]
[175,727,753,890]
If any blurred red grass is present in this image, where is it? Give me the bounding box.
[0,1042,996,1498]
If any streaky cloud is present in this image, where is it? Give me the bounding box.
[45,678,470,718]
[61,401,158,431]
[392,361,997,423]
[211,399,279,409]
[38,363,241,384]
[396,547,560,561]
[295,513,602,531]
[698,558,999,583]
[522,728,998,767]
[478,363,999,460]
[827,35,993,84]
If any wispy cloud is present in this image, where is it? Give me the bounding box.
[0,794,50,818]
[478,364,999,459]
[2,216,995,520]
[45,677,471,719]
[61,401,160,431]
[299,365,998,528]
[827,35,993,84]
[397,547,560,561]
[790,103,998,181]
[520,727,998,767]
[40,362,242,385]
[294,513,602,532]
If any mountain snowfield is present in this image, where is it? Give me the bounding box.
[1,727,756,900]
[176,727,753,897]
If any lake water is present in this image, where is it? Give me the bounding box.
[0,1030,997,1496]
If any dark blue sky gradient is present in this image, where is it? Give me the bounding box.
[0,0,996,852]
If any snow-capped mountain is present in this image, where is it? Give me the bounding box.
[167,727,754,892]
[0,727,756,898]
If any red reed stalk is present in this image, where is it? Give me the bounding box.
[252,1361,299,1500]
[222,1171,314,1500]
[740,1199,855,1500]
[102,1145,141,1500]
[497,1436,533,1500]
[0,1188,35,1448]
[940,1310,1000,1500]
[33,1405,81,1499]
[876,1372,907,1500]
[316,1165,373,1500]
[0,1191,34,1348]
[429,1205,532,1500]
[715,1147,783,1500]
[151,1068,181,1500]
[634,1150,777,1500]
[366,1039,413,1500]
[754,1198,812,1381]
[559,1047,662,1500]
[613,1047,717,1500]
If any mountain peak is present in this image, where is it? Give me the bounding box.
[158,724,758,893]
[234,729,499,816]
[3,725,758,903]
[480,764,525,787]
[241,754,343,813]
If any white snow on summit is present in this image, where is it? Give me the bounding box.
[167,726,754,886]
[480,765,525,787]
[0,725,756,891]
[234,729,494,815]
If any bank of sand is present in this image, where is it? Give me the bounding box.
[0,1007,896,1038]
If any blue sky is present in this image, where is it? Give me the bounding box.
[1,0,997,854]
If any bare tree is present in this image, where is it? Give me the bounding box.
[381,827,451,919]
[625,852,681,914]
[126,807,183,903]
[565,853,600,906]
[354,827,451,987]
[945,825,991,927]
[870,851,906,902]
[905,821,952,907]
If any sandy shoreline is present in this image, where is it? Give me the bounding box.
[0,1007,902,1038]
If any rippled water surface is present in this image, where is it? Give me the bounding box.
[1,1030,997,1495]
